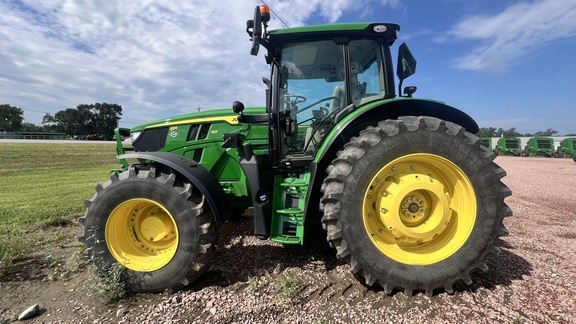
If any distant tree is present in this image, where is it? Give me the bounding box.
[0,104,24,131]
[477,127,497,137]
[78,103,122,135]
[43,103,122,135]
[43,108,83,134]
[502,127,522,137]
[534,128,558,137]
[20,122,48,132]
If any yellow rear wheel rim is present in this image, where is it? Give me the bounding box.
[106,199,179,271]
[362,153,476,265]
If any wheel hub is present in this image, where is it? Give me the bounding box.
[106,199,179,272]
[378,171,451,244]
[363,154,476,265]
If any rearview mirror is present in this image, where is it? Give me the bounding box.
[396,43,417,81]
[396,43,417,96]
[250,6,262,56]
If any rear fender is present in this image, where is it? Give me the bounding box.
[119,152,232,224]
[316,98,479,164]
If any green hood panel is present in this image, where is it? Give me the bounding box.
[131,107,266,131]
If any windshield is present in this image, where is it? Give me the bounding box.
[279,40,346,158]
[276,38,386,160]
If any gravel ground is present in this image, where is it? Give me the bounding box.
[3,155,575,323]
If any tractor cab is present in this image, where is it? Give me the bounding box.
[235,5,415,168]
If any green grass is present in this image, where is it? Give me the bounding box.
[0,143,119,274]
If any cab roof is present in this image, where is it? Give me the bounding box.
[267,23,400,46]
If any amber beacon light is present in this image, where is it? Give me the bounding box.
[260,5,270,23]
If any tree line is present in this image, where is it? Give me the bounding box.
[0,103,122,136]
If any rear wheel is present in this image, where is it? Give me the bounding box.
[320,116,511,295]
[79,165,217,293]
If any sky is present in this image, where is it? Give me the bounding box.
[1,0,575,135]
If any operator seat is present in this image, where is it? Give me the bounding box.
[330,86,345,111]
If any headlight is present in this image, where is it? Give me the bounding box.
[130,131,142,142]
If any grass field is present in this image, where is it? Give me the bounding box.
[0,143,119,274]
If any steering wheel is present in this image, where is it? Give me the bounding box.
[283,94,307,109]
[295,96,338,115]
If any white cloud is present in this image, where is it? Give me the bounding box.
[0,0,399,126]
[447,0,576,73]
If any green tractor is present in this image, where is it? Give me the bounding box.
[554,138,576,158]
[80,5,512,296]
[522,137,554,157]
[494,137,521,156]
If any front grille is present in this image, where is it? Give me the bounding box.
[132,128,168,152]
[505,140,519,148]
[537,140,551,149]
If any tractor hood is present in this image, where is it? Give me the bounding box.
[130,107,266,132]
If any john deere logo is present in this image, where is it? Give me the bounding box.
[169,126,179,137]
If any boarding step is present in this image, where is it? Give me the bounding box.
[270,208,304,245]
[279,178,308,188]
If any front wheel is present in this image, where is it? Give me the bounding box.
[320,116,512,295]
[79,165,217,293]
[521,150,530,157]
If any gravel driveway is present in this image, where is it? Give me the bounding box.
[4,155,576,323]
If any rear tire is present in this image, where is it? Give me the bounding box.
[79,164,217,293]
[320,116,511,295]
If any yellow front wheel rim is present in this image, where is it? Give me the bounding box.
[106,199,179,271]
[363,153,476,265]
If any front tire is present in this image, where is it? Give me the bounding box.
[79,164,217,293]
[521,150,530,157]
[320,116,512,295]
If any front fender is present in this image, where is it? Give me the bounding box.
[119,152,232,224]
